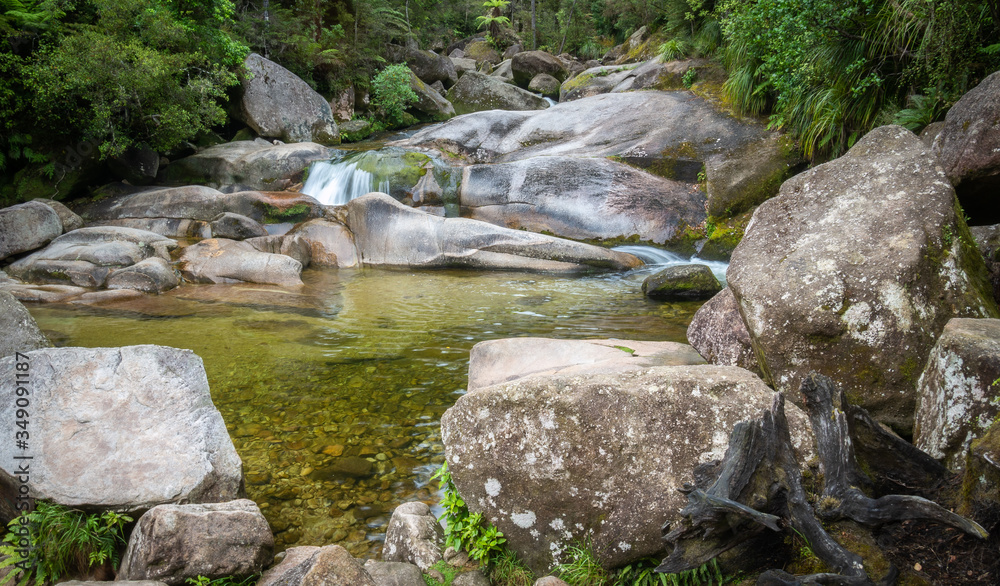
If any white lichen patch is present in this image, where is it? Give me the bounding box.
[485,477,502,497]
[511,510,536,529]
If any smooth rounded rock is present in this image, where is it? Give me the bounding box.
[641,264,722,300]
[382,501,444,571]
[178,238,304,286]
[0,201,63,261]
[0,291,50,359]
[210,212,269,240]
[106,257,180,293]
[239,53,339,144]
[446,71,549,115]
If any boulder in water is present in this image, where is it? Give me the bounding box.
[641,264,722,300]
[728,125,999,434]
[528,73,560,99]
[344,192,641,271]
[239,53,339,144]
[245,234,312,269]
[340,119,374,143]
[106,257,180,294]
[210,212,269,240]
[0,345,244,521]
[287,218,358,268]
[446,71,549,115]
[163,140,332,192]
[178,238,304,286]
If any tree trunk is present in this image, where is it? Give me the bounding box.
[558,0,577,55]
[531,0,536,50]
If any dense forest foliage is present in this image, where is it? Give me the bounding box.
[0,0,998,203]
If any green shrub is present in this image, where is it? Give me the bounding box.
[431,462,507,564]
[371,63,419,128]
[0,501,132,586]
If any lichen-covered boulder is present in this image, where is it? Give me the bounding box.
[0,291,50,359]
[467,337,705,391]
[0,201,63,261]
[931,71,1000,224]
[446,71,549,115]
[728,125,999,435]
[106,257,180,294]
[0,345,244,521]
[362,561,426,586]
[340,119,373,143]
[441,365,815,573]
[558,64,636,102]
[258,545,375,586]
[407,70,456,122]
[178,238,304,286]
[239,53,339,144]
[451,57,478,78]
[914,318,1000,470]
[464,40,501,65]
[118,500,273,585]
[686,288,761,376]
[5,227,176,288]
[641,264,722,300]
[245,234,312,268]
[343,192,641,271]
[511,51,568,88]
[382,502,444,571]
[32,198,84,232]
[959,425,1000,531]
[528,73,560,99]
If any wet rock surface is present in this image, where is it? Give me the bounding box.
[641,263,722,300]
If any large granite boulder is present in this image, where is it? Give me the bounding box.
[686,287,761,376]
[914,318,1000,470]
[258,545,376,586]
[401,47,458,88]
[210,212,269,240]
[407,70,456,122]
[0,291,50,359]
[162,140,332,192]
[705,134,801,219]
[558,64,636,102]
[0,201,63,261]
[286,218,358,268]
[0,345,243,521]
[245,234,312,268]
[728,125,998,435]
[106,257,180,294]
[446,71,549,115]
[5,227,176,288]
[931,71,1000,224]
[239,53,339,144]
[382,501,444,571]
[511,51,568,88]
[362,561,425,586]
[527,73,560,99]
[458,156,706,247]
[441,365,814,572]
[451,57,478,78]
[641,264,722,300]
[343,193,641,271]
[77,185,323,237]
[118,500,273,585]
[178,238,304,286]
[467,337,705,391]
[32,198,84,232]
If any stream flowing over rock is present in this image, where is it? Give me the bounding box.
[119,500,273,585]
[467,337,705,391]
[441,365,815,573]
[5,227,177,288]
[162,140,333,192]
[0,345,243,521]
[727,125,999,435]
[342,192,642,271]
[238,53,339,145]
[914,318,1000,470]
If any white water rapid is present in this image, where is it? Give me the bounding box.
[301,160,390,206]
[612,245,729,284]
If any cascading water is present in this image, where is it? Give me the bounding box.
[613,245,729,284]
[301,160,390,206]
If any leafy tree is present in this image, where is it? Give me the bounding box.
[370,63,418,126]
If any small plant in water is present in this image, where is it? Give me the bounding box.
[0,501,132,586]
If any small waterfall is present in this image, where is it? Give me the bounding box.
[543,97,557,107]
[301,160,390,206]
[613,245,729,284]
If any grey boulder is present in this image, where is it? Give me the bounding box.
[106,257,180,294]
[162,140,333,192]
[382,501,443,571]
[511,51,568,88]
[728,126,999,435]
[178,238,304,286]
[286,218,358,268]
[210,212,269,240]
[344,193,641,272]
[467,337,705,391]
[5,227,176,288]
[441,365,814,573]
[245,234,312,269]
[408,70,456,122]
[32,198,84,232]
[0,201,63,261]
[914,318,1000,470]
[0,291,51,359]
[686,287,761,376]
[118,500,273,585]
[0,345,243,521]
[258,545,375,586]
[362,561,426,586]
[527,73,560,99]
[641,264,722,300]
[446,71,549,115]
[239,53,339,144]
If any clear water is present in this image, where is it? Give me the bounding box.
[27,263,709,559]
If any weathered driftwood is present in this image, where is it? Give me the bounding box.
[658,373,988,585]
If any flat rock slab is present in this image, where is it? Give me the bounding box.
[728,125,998,434]
[5,227,176,288]
[178,238,304,286]
[344,193,641,271]
[442,365,815,573]
[119,499,273,585]
[0,291,50,358]
[915,318,1000,470]
[467,337,705,391]
[0,345,243,521]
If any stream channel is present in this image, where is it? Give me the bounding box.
[25,130,728,560]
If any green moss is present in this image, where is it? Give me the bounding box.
[263,203,310,224]
[560,72,595,94]
[422,560,461,586]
